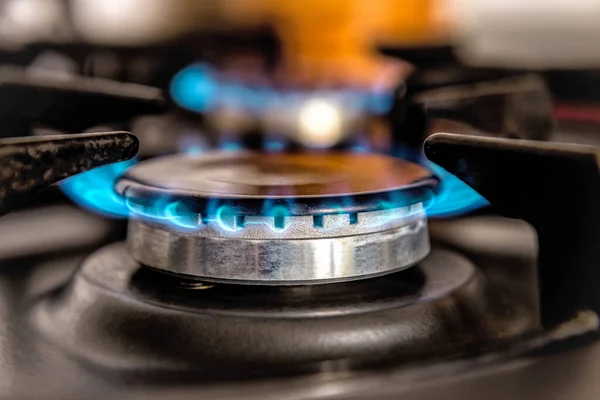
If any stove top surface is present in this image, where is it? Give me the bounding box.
[0,215,549,400]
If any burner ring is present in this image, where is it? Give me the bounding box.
[116,151,438,216]
[127,217,429,284]
[118,151,437,284]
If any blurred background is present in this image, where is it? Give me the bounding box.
[0,0,599,224]
[2,0,599,152]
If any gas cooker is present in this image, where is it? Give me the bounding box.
[30,148,529,374]
[0,34,598,399]
[0,127,598,399]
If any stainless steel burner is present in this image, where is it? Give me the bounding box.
[127,206,429,284]
[117,151,438,284]
[115,151,434,199]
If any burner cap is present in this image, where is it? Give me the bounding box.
[117,151,438,285]
[116,151,437,215]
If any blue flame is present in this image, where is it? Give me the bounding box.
[124,196,300,234]
[366,91,394,114]
[178,132,209,155]
[61,129,487,224]
[169,63,394,116]
[62,160,485,224]
[163,201,199,230]
[185,146,206,155]
[218,140,244,152]
[170,64,218,112]
[60,160,135,218]
[61,156,488,223]
[125,196,175,221]
[424,162,489,217]
[123,193,428,234]
[264,137,286,152]
[208,205,240,232]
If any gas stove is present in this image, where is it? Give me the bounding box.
[0,125,598,399]
[34,149,525,373]
[0,19,599,399]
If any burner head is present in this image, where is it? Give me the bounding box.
[116,151,436,212]
[116,151,439,285]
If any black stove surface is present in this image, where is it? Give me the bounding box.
[0,134,596,400]
[0,214,542,399]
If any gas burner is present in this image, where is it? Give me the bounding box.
[116,152,439,284]
[34,241,534,370]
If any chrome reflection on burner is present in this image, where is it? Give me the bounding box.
[127,204,429,284]
[118,151,437,284]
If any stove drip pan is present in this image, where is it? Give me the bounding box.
[32,243,533,372]
[116,152,439,284]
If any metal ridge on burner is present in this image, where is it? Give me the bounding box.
[120,151,436,284]
[128,203,426,239]
[128,217,429,284]
[115,151,439,216]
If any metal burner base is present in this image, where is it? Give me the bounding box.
[118,151,438,284]
[127,211,429,284]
